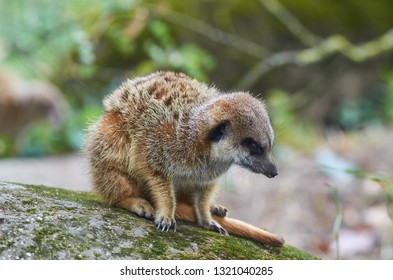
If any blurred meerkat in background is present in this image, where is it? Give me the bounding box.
[0,68,69,154]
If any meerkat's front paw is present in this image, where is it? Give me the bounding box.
[210,204,228,217]
[155,215,177,232]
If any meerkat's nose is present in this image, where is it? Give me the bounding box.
[266,166,278,178]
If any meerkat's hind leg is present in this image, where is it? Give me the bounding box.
[93,167,156,220]
[210,204,229,234]
[209,219,228,235]
[210,204,228,217]
[194,185,228,235]
[116,197,155,221]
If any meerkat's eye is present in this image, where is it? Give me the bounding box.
[208,120,229,142]
[242,138,263,156]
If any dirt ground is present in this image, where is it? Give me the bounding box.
[1,126,392,259]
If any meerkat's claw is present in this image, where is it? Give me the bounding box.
[155,217,176,232]
[209,221,228,235]
[210,204,228,218]
[170,221,177,232]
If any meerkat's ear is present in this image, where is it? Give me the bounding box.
[208,120,230,142]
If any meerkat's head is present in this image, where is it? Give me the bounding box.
[202,92,278,178]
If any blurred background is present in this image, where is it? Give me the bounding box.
[0,0,392,259]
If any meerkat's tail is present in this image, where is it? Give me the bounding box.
[175,203,285,247]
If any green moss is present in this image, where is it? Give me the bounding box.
[0,182,318,260]
[25,183,101,205]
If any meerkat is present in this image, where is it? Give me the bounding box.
[86,71,284,246]
[0,70,67,135]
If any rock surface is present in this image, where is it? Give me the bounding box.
[0,182,316,260]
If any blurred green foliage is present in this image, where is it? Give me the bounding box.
[0,135,15,157]
[0,0,393,157]
[331,71,393,130]
[266,89,320,151]
[141,20,215,79]
[21,105,103,156]
[346,168,393,221]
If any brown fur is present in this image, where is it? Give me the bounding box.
[85,71,284,246]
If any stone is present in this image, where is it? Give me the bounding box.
[0,182,317,260]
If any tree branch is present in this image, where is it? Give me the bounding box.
[149,5,271,59]
[259,0,320,46]
[236,29,393,89]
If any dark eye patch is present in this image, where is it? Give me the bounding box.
[242,138,263,156]
[208,120,229,142]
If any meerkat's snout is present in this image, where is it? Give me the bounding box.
[264,160,278,178]
[262,152,278,178]
[239,154,278,178]
[233,133,278,178]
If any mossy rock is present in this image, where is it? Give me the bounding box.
[0,182,317,260]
